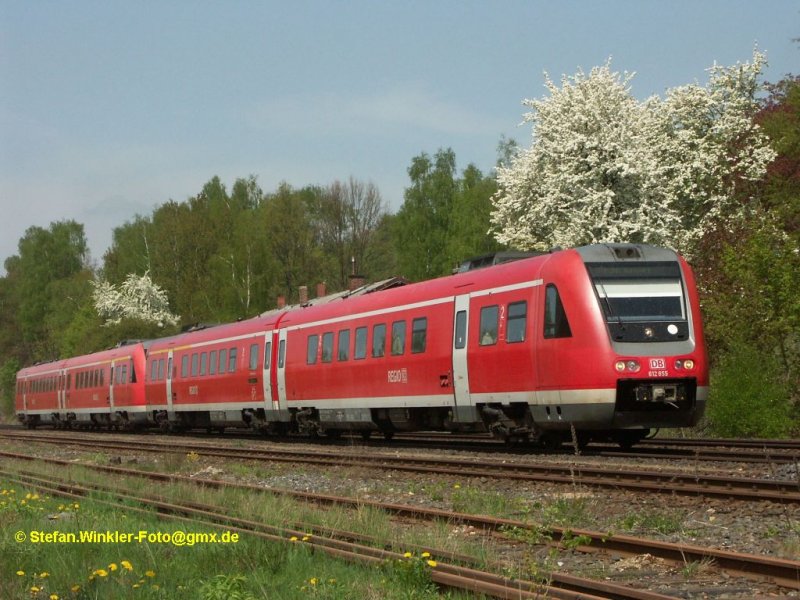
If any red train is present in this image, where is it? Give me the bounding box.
[15,243,708,448]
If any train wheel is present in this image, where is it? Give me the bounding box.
[382,430,395,441]
[616,431,645,450]
[540,433,563,451]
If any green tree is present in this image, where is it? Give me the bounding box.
[5,220,91,360]
[395,149,457,280]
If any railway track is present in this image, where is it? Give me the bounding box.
[2,423,798,464]
[2,430,798,505]
[2,449,799,591]
[1,466,675,600]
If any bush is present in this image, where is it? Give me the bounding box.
[707,343,792,438]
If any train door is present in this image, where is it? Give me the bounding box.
[276,329,288,414]
[109,361,116,410]
[451,294,473,420]
[58,369,67,412]
[262,331,273,412]
[166,350,174,411]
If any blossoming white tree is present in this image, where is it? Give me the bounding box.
[491,51,775,254]
[92,272,179,327]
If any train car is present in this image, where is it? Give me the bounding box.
[144,319,281,432]
[270,243,707,447]
[15,243,707,448]
[15,342,147,429]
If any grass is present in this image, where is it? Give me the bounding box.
[0,462,489,600]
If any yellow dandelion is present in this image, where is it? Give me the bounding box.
[50,595,59,600]
[121,560,133,571]
[31,494,39,500]
[16,570,25,576]
[132,583,141,589]
[30,586,40,593]
[88,575,95,582]
[71,585,81,592]
[39,572,50,578]
[108,563,118,571]
[301,536,310,541]
[58,504,64,510]
[289,536,298,542]
[95,569,108,577]
[426,559,438,567]
[20,499,27,505]
[421,552,431,558]
[403,551,413,558]
[453,483,461,489]
[145,570,155,578]
[73,503,79,509]
[309,578,318,586]
[25,493,32,499]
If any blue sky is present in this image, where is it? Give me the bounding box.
[1,1,798,269]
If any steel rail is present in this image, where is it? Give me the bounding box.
[2,430,798,504]
[1,449,798,589]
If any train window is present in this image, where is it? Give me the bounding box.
[209,350,217,375]
[264,341,271,369]
[122,365,128,384]
[249,343,259,370]
[411,318,427,354]
[544,284,572,339]
[391,321,406,356]
[158,359,165,380]
[228,348,237,372]
[219,349,227,374]
[337,329,350,361]
[278,339,286,368]
[354,327,367,360]
[151,360,158,382]
[479,306,499,346]
[182,355,189,378]
[67,373,71,389]
[307,334,319,365]
[372,324,386,358]
[200,352,208,376]
[321,332,334,363]
[454,311,467,349]
[130,360,137,383]
[507,301,527,343]
[191,353,199,377]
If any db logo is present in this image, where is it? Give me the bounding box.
[649,358,666,369]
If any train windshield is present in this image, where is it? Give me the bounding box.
[586,262,685,322]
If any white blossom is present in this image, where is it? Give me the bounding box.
[92,272,179,327]
[491,51,775,254]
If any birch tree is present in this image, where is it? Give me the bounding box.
[491,51,775,254]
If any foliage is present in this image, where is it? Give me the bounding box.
[0,358,20,418]
[706,342,793,437]
[491,51,775,255]
[756,76,800,234]
[2,220,91,363]
[93,272,180,328]
[394,149,502,281]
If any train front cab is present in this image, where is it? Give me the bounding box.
[576,244,708,446]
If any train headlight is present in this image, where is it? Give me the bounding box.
[615,361,626,372]
[626,360,640,372]
[683,359,695,370]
